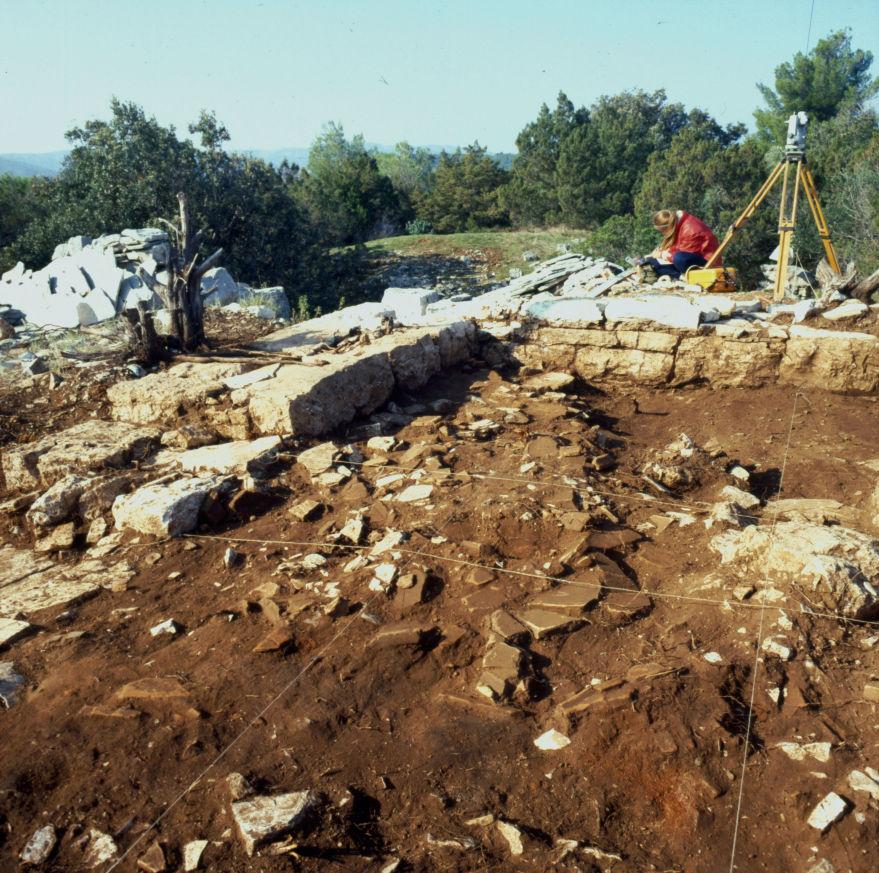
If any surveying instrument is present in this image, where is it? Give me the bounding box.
[698,111,841,300]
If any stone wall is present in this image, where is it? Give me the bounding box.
[505,321,879,394]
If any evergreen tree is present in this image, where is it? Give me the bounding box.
[299,123,400,245]
[556,90,688,227]
[502,92,586,226]
[416,144,509,233]
[755,30,878,143]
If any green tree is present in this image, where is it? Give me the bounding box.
[375,141,436,227]
[502,92,587,226]
[376,142,434,198]
[0,175,48,272]
[755,30,878,143]
[415,144,509,233]
[5,100,325,308]
[555,90,690,227]
[299,123,400,245]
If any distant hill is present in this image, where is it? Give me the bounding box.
[0,150,68,177]
[1,145,516,177]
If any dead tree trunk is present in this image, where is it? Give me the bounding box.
[129,192,222,363]
[852,267,879,303]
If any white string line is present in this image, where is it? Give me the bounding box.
[106,593,380,871]
[728,392,803,873]
[183,531,879,630]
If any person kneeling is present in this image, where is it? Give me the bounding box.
[637,209,721,283]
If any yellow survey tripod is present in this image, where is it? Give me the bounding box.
[704,111,841,301]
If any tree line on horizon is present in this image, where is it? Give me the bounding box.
[1,30,877,313]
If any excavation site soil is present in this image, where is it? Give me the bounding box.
[2,325,879,872]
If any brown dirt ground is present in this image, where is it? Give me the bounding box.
[2,353,879,871]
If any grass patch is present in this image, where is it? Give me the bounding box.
[363,227,584,279]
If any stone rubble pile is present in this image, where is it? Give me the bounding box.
[0,229,291,331]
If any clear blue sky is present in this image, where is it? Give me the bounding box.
[2,0,877,153]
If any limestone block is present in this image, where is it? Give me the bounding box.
[25,474,92,527]
[780,325,879,393]
[522,297,604,324]
[231,790,317,856]
[253,302,395,353]
[604,296,703,330]
[250,287,291,319]
[247,352,395,436]
[712,522,879,617]
[244,323,474,436]
[117,273,162,312]
[2,421,161,491]
[112,476,222,537]
[107,362,253,424]
[174,436,281,476]
[573,345,674,386]
[381,287,441,323]
[201,267,241,307]
[387,333,441,391]
[671,336,783,388]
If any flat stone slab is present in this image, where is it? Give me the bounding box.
[173,436,281,476]
[2,420,161,491]
[0,617,32,648]
[528,582,601,612]
[231,790,317,856]
[0,550,131,618]
[252,302,394,353]
[516,608,585,639]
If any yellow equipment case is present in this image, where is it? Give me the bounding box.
[684,266,738,293]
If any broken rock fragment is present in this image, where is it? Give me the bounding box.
[289,498,322,522]
[496,820,525,855]
[297,442,338,476]
[19,824,57,865]
[0,661,25,708]
[231,789,318,856]
[0,618,32,649]
[476,638,525,701]
[711,522,879,618]
[183,839,209,871]
[516,608,584,640]
[806,791,849,831]
[84,829,119,867]
[534,728,571,750]
[137,840,166,872]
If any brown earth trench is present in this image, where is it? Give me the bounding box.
[2,355,879,872]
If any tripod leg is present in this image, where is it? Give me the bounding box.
[705,162,784,269]
[800,164,842,274]
[773,162,802,301]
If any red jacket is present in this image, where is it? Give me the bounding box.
[670,212,721,264]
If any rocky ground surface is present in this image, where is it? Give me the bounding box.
[2,317,879,872]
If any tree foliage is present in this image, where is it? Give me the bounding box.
[416,144,509,233]
[298,123,400,245]
[755,31,878,143]
[501,92,586,226]
[556,90,696,226]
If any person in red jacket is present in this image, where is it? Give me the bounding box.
[637,209,721,282]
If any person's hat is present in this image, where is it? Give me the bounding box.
[652,209,676,234]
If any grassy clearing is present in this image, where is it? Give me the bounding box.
[363,227,584,278]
